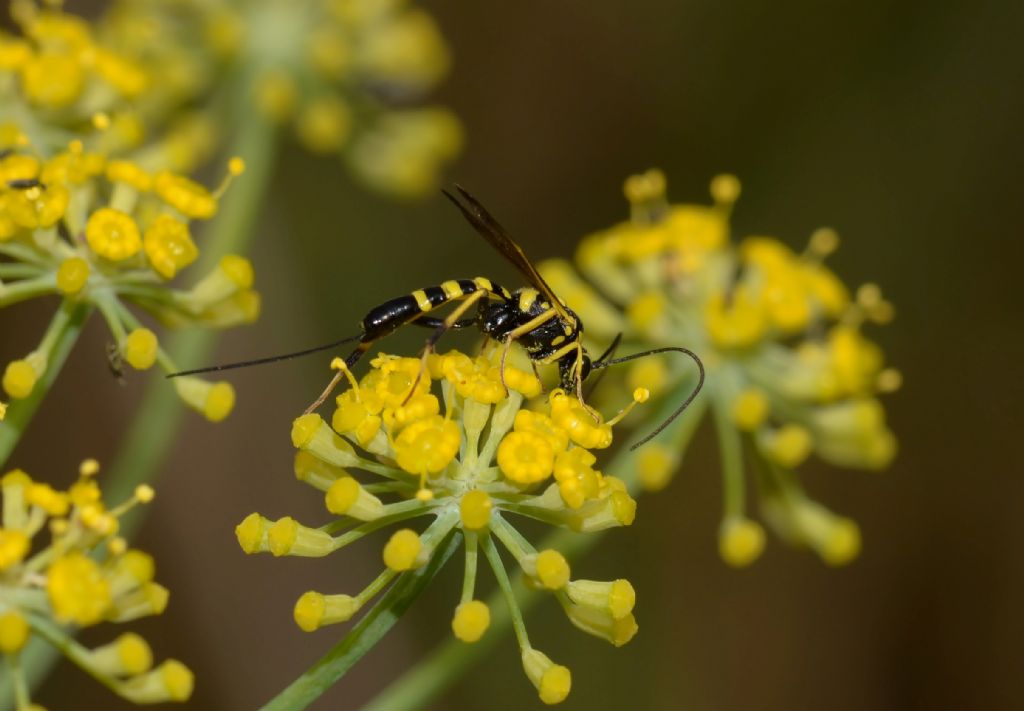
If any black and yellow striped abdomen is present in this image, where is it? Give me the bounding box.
[361,277,510,339]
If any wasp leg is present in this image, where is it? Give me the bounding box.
[403,289,489,405]
[304,340,374,414]
[537,341,600,422]
[498,308,560,395]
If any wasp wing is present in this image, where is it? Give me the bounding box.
[443,186,572,320]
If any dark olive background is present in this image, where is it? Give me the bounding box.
[3,1,1023,709]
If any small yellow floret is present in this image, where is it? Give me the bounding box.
[56,256,90,294]
[134,485,155,504]
[219,254,254,289]
[143,214,198,279]
[79,458,100,477]
[228,157,245,176]
[522,649,572,705]
[719,517,766,567]
[383,528,421,571]
[710,173,741,204]
[87,632,153,676]
[85,207,141,261]
[47,553,111,625]
[267,517,334,557]
[123,328,158,370]
[160,660,195,701]
[0,529,29,570]
[636,443,674,491]
[534,549,570,590]
[296,96,352,153]
[235,513,271,554]
[451,600,490,643]
[203,382,235,422]
[821,518,861,566]
[154,171,217,219]
[732,389,769,431]
[20,51,84,108]
[117,633,153,674]
[26,483,69,516]
[497,431,555,485]
[767,424,813,468]
[106,160,152,191]
[0,611,29,653]
[3,359,37,399]
[293,591,359,632]
[394,415,460,476]
[459,490,492,531]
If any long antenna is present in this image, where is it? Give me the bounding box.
[166,333,362,379]
[592,346,705,450]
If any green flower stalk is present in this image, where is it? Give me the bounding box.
[0,459,192,709]
[100,0,462,197]
[540,169,899,567]
[241,346,650,705]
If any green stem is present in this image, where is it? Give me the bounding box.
[358,381,705,711]
[460,531,478,603]
[0,300,91,469]
[259,531,460,711]
[0,275,55,308]
[709,376,746,518]
[7,655,28,710]
[26,614,120,696]
[480,529,530,650]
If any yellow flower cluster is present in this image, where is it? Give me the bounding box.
[100,0,462,197]
[0,129,255,421]
[540,170,899,567]
[0,460,192,708]
[0,1,150,156]
[237,346,644,704]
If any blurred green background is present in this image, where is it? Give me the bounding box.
[4,0,1023,708]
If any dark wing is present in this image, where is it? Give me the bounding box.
[443,185,572,320]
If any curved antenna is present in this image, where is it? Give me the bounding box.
[166,333,362,379]
[591,346,705,450]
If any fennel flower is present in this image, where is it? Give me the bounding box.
[238,346,648,704]
[0,459,192,707]
[0,129,256,422]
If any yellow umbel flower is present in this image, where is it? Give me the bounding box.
[239,346,645,704]
[0,132,255,420]
[98,0,461,197]
[0,459,192,707]
[540,170,899,566]
[0,2,148,126]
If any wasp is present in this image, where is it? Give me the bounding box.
[170,187,704,449]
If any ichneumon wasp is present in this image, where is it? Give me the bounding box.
[169,186,705,449]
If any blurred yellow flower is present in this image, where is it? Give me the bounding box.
[0,460,192,707]
[100,0,462,197]
[540,170,899,566]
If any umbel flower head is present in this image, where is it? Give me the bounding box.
[540,170,899,568]
[0,126,257,422]
[237,346,646,704]
[100,0,462,197]
[0,0,148,153]
[0,459,193,707]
